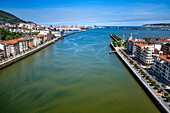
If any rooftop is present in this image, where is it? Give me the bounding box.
[34,34,45,38]
[129,39,146,43]
[136,44,153,47]
[155,55,170,63]
[157,40,170,43]
[1,38,23,45]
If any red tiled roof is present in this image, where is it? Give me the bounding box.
[155,55,170,63]
[2,40,18,45]
[157,40,170,43]
[1,38,23,45]
[136,44,152,47]
[34,34,45,38]
[15,38,23,42]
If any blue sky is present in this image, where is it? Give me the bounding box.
[0,0,170,26]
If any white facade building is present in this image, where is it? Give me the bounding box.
[136,44,162,65]
[152,55,170,85]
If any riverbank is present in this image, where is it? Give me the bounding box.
[110,43,170,113]
[123,28,170,31]
[0,31,84,70]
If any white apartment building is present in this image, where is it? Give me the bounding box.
[152,55,170,85]
[127,35,147,56]
[51,31,64,37]
[33,36,41,46]
[19,41,23,53]
[136,44,162,65]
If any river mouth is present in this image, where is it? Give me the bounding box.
[0,28,168,113]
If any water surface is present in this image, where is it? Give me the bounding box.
[0,28,167,113]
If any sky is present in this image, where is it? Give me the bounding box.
[0,0,170,26]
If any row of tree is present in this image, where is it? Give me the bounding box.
[119,49,170,101]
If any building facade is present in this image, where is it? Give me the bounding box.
[127,39,147,56]
[136,44,154,65]
[152,55,170,85]
[161,43,170,55]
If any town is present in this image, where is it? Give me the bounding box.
[111,34,170,86]
[127,34,170,86]
[110,34,170,112]
[0,22,105,61]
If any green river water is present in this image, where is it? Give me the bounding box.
[0,29,162,113]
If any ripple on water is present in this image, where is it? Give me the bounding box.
[0,29,162,113]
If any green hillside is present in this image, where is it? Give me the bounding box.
[0,10,26,24]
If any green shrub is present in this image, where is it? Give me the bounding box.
[151,81,156,86]
[159,89,163,92]
[117,42,121,47]
[130,60,134,64]
[148,78,152,82]
[143,73,147,76]
[112,34,121,40]
[155,85,160,89]
[164,93,169,97]
[146,76,149,79]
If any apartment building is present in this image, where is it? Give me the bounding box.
[17,38,23,53]
[143,37,170,43]
[34,34,46,43]
[152,55,170,85]
[1,40,20,56]
[135,44,162,65]
[127,39,147,56]
[161,43,170,55]
[136,44,154,65]
[0,43,5,59]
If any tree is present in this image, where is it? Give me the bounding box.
[146,76,149,79]
[155,84,160,89]
[151,81,156,86]
[5,35,13,41]
[149,78,152,82]
[167,96,170,102]
[159,89,163,92]
[164,93,169,97]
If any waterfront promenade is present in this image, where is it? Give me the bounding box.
[110,43,170,113]
[0,31,83,69]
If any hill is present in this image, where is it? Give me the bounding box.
[0,10,26,24]
[142,23,170,27]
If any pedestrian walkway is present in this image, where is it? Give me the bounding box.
[111,44,170,113]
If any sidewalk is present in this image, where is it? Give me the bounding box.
[112,44,170,112]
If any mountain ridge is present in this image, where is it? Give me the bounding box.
[142,23,170,27]
[0,10,26,24]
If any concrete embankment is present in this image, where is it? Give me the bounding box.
[110,43,169,113]
[0,31,84,70]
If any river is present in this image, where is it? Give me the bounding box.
[1,28,170,113]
